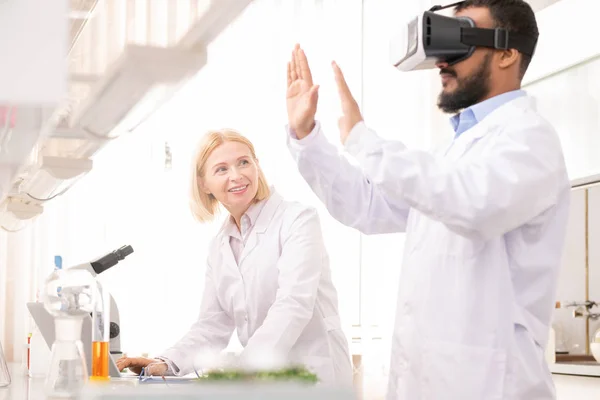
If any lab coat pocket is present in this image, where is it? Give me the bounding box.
[422,339,506,400]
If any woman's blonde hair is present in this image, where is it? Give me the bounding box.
[190,129,270,223]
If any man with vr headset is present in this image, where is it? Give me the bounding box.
[285,0,569,399]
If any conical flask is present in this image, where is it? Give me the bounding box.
[0,339,10,387]
[42,267,96,397]
[45,318,88,397]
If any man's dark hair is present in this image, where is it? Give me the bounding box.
[455,0,539,79]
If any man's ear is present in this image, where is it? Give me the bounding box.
[498,48,520,70]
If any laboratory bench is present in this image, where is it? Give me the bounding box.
[0,363,353,400]
[549,355,600,400]
[553,372,600,399]
[550,360,600,377]
[550,354,600,377]
[4,361,600,400]
[1,363,138,400]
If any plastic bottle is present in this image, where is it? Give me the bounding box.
[29,256,63,377]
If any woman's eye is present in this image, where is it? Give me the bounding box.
[216,167,227,173]
[240,159,249,166]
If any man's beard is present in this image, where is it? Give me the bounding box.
[437,53,492,114]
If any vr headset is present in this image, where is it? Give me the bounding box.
[390,1,538,71]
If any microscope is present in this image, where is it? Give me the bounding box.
[70,244,134,361]
[27,244,134,376]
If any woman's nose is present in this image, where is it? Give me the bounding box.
[229,168,243,181]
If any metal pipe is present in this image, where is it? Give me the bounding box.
[585,189,590,354]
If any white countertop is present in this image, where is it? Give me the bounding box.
[550,362,600,377]
[571,173,600,189]
[0,363,46,400]
[0,363,354,400]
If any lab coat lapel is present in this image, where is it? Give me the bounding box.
[238,190,284,267]
[220,234,239,271]
[218,231,247,339]
[444,123,488,160]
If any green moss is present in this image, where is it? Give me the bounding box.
[197,366,318,384]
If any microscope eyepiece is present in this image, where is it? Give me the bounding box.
[115,245,134,260]
[90,245,134,274]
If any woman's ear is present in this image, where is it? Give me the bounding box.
[197,176,211,194]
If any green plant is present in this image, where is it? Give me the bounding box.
[197,366,318,384]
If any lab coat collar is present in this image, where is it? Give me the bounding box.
[449,90,526,138]
[219,186,284,266]
[221,197,268,240]
[444,95,536,160]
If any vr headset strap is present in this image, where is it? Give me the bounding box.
[461,27,537,56]
[429,1,464,12]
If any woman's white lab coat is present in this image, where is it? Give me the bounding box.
[286,95,571,400]
[160,190,353,387]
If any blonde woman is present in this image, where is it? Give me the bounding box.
[116,129,353,387]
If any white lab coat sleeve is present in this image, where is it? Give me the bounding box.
[344,120,566,240]
[286,121,409,234]
[159,258,235,376]
[239,207,325,363]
